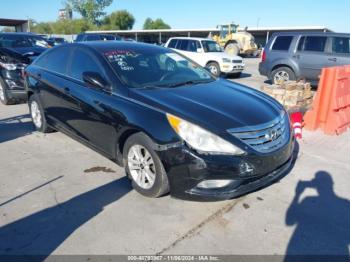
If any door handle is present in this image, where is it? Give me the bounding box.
[293,54,300,59]
[328,58,337,62]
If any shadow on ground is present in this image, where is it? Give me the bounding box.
[0,114,34,143]
[0,176,131,257]
[225,73,252,80]
[285,171,350,261]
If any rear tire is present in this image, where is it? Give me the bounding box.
[271,67,296,84]
[29,95,54,133]
[206,62,221,77]
[123,133,169,198]
[0,77,14,105]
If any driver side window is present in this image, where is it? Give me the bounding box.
[69,49,105,81]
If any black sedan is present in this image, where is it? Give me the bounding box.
[25,42,295,201]
[0,33,48,105]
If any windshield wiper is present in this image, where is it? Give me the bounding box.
[137,85,163,90]
[139,79,214,89]
[162,79,215,88]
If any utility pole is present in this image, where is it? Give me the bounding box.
[27,16,31,32]
[257,17,261,29]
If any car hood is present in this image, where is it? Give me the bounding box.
[0,47,30,64]
[129,79,283,135]
[206,52,242,61]
[8,46,47,62]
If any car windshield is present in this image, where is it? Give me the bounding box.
[0,35,48,48]
[104,48,214,88]
[201,41,222,52]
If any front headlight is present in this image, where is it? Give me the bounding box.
[222,58,231,63]
[167,114,245,155]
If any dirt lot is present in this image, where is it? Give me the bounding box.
[0,58,349,259]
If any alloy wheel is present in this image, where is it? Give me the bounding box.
[208,65,218,75]
[127,145,156,189]
[274,70,290,83]
[31,101,42,129]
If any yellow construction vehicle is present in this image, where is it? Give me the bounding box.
[212,23,258,56]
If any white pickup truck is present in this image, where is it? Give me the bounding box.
[165,37,245,77]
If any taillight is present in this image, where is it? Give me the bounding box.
[261,49,266,62]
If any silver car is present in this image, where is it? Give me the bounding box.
[259,32,350,85]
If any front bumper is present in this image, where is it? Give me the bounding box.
[221,63,245,74]
[7,89,27,101]
[1,69,27,101]
[158,137,295,201]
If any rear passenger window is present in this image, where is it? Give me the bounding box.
[332,37,350,54]
[303,36,327,52]
[86,35,100,41]
[272,36,293,51]
[38,47,71,75]
[168,39,178,48]
[69,49,105,81]
[187,40,198,52]
[176,40,189,51]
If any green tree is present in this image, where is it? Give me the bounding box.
[65,0,113,25]
[143,18,153,30]
[102,10,135,30]
[32,19,96,34]
[51,19,96,34]
[0,27,16,32]
[143,18,171,30]
[32,22,53,34]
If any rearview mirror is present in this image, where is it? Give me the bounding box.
[82,72,109,91]
[197,48,204,53]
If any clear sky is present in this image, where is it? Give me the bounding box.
[0,0,349,32]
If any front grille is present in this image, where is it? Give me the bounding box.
[228,114,290,153]
[232,59,242,64]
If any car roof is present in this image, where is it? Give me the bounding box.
[69,41,168,54]
[78,33,117,36]
[0,32,40,36]
[270,31,350,37]
[0,32,47,39]
[168,37,215,41]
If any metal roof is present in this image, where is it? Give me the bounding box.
[87,26,332,34]
[0,18,28,26]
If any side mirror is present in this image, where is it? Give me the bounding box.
[82,71,109,91]
[197,48,204,53]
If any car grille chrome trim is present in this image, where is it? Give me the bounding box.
[227,114,290,153]
[232,60,243,64]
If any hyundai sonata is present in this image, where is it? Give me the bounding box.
[25,42,294,201]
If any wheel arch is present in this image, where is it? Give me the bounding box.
[205,60,219,67]
[112,103,181,167]
[27,90,34,101]
[271,64,294,72]
[270,64,297,79]
[115,128,143,166]
[224,40,238,48]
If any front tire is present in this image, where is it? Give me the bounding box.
[123,133,169,198]
[206,62,221,77]
[29,95,54,133]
